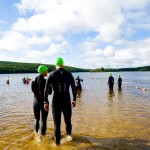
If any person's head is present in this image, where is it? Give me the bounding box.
[119,75,121,78]
[37,65,48,76]
[77,75,80,78]
[55,57,64,69]
[109,73,112,76]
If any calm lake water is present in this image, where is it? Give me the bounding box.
[0,72,150,150]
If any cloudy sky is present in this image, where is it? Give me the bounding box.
[0,0,150,69]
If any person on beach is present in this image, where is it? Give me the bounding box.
[31,65,50,142]
[75,75,83,92]
[44,57,76,146]
[107,73,114,91]
[6,76,10,84]
[117,75,122,90]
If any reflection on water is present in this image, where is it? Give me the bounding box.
[0,72,150,149]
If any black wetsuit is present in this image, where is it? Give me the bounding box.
[75,77,83,91]
[108,76,114,90]
[31,75,49,135]
[117,77,122,90]
[44,68,76,145]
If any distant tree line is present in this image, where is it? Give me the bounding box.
[91,66,150,72]
[0,61,150,74]
[0,61,90,74]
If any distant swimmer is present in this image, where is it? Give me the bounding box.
[22,77,31,84]
[6,76,10,84]
[136,87,147,91]
[75,75,83,92]
[107,73,114,91]
[117,75,122,90]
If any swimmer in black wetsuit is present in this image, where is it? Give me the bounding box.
[31,65,50,140]
[75,75,83,91]
[44,57,76,146]
[117,75,122,90]
[107,73,114,91]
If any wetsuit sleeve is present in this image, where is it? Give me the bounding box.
[48,84,52,95]
[31,80,35,94]
[44,73,53,103]
[70,73,76,101]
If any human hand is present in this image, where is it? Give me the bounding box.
[72,101,76,108]
[44,103,49,111]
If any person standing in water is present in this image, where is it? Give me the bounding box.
[6,76,10,84]
[44,57,76,146]
[107,73,114,91]
[117,75,122,90]
[75,75,83,91]
[31,65,50,142]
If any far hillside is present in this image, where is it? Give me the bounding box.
[0,61,150,74]
[0,61,90,74]
[91,66,150,72]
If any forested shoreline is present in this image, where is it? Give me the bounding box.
[0,61,90,73]
[0,61,150,74]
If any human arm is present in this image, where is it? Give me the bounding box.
[31,80,35,93]
[44,73,53,111]
[70,74,77,107]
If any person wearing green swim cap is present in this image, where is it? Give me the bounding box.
[31,65,50,142]
[37,65,48,74]
[55,57,64,66]
[44,57,76,146]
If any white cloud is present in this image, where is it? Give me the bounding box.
[81,38,150,68]
[27,41,69,58]
[0,30,52,51]
[0,20,6,24]
[104,46,116,57]
[120,0,149,10]
[0,30,29,51]
[13,0,125,41]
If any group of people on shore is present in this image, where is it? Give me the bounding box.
[31,58,124,146]
[31,57,77,146]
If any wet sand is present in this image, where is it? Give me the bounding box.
[1,128,150,150]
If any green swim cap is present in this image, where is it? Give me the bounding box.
[55,57,64,66]
[110,73,112,76]
[37,65,48,74]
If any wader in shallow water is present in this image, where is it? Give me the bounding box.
[75,76,83,91]
[117,75,122,90]
[44,58,76,145]
[6,76,9,84]
[31,65,49,137]
[108,74,114,91]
